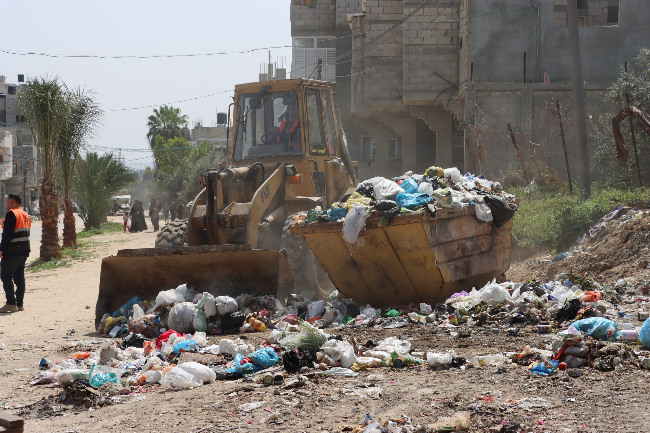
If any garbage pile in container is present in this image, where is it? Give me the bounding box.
[296,166,517,244]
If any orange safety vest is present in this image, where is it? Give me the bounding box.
[2,208,31,255]
[278,119,300,147]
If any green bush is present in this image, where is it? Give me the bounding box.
[511,186,650,251]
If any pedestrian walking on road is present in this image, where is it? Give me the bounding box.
[176,202,184,220]
[162,203,170,223]
[170,202,176,222]
[123,211,131,233]
[129,200,148,233]
[0,193,31,313]
[149,199,160,231]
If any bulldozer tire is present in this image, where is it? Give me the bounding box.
[155,220,188,248]
[280,214,335,301]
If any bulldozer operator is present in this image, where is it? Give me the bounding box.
[275,92,301,153]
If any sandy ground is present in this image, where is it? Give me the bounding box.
[1,217,650,432]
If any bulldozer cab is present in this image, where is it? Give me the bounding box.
[230,79,354,207]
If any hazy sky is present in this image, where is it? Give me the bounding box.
[1,0,292,170]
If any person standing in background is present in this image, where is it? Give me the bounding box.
[170,202,176,222]
[176,201,184,220]
[162,203,170,224]
[149,199,160,231]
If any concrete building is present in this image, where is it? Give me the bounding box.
[290,0,649,181]
[0,75,41,214]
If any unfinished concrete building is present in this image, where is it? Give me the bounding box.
[290,0,649,181]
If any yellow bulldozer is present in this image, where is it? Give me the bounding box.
[95,79,358,325]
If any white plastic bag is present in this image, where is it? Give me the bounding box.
[427,351,454,369]
[160,366,203,389]
[193,331,208,346]
[197,293,217,317]
[365,350,392,365]
[475,203,493,222]
[167,302,196,333]
[478,279,510,304]
[418,182,434,195]
[307,300,325,319]
[373,178,404,200]
[360,305,377,318]
[131,304,145,321]
[215,296,238,316]
[420,303,432,315]
[444,167,463,184]
[143,370,163,384]
[343,205,368,244]
[375,336,411,356]
[155,289,183,307]
[338,340,356,368]
[174,284,196,302]
[177,361,216,383]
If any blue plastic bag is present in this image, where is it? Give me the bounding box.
[328,205,348,221]
[400,178,418,194]
[173,338,198,353]
[570,317,619,341]
[395,193,432,210]
[530,359,559,375]
[112,295,144,318]
[639,318,650,349]
[247,347,279,368]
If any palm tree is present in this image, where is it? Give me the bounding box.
[17,77,69,261]
[146,105,190,169]
[74,152,135,230]
[58,89,103,248]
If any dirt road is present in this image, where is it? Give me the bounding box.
[1,218,650,432]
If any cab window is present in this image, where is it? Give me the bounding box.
[306,89,327,155]
[321,90,337,156]
[233,90,301,159]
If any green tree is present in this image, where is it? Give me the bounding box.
[179,148,227,202]
[146,105,190,169]
[58,88,103,248]
[153,137,212,198]
[74,152,136,230]
[593,48,650,188]
[17,77,69,261]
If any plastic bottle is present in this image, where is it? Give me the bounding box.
[471,354,507,368]
[617,323,635,330]
[248,318,266,332]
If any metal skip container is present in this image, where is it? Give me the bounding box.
[290,205,513,308]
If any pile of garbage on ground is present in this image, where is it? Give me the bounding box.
[517,207,650,286]
[296,166,517,242]
[30,264,650,409]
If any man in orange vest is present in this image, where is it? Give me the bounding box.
[0,193,31,313]
[277,95,302,153]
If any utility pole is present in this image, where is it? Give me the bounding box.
[567,0,591,199]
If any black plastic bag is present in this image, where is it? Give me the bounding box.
[221,311,246,330]
[120,332,148,349]
[556,298,583,323]
[382,207,401,224]
[346,304,360,318]
[356,184,376,200]
[283,348,316,373]
[483,195,517,228]
[374,200,397,211]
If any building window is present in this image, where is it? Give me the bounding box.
[362,137,401,160]
[554,0,619,27]
[15,114,25,123]
[292,37,337,81]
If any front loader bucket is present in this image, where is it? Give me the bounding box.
[95,244,293,327]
